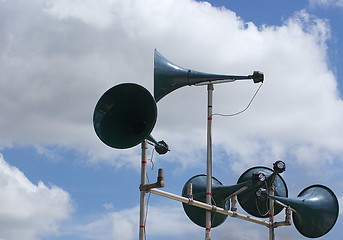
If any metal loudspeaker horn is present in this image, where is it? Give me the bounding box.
[154,49,264,102]
[236,165,288,218]
[269,185,339,238]
[181,173,266,228]
[93,83,168,152]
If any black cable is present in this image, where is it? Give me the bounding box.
[212,82,263,118]
[143,146,157,239]
[144,192,151,239]
[149,148,155,170]
[211,196,217,225]
[144,171,150,239]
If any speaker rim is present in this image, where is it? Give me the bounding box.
[93,83,157,149]
[181,174,229,228]
[293,184,339,238]
[237,166,288,218]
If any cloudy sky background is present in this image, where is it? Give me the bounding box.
[0,0,343,239]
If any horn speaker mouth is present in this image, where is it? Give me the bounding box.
[293,185,339,238]
[181,174,229,228]
[237,166,288,218]
[93,83,157,149]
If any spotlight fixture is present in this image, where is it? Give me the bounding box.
[255,188,268,199]
[155,140,169,155]
[252,172,266,185]
[273,160,286,173]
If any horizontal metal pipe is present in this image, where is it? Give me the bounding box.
[149,188,271,227]
[274,221,292,227]
[195,78,250,86]
[273,200,296,213]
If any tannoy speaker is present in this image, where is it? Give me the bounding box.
[270,185,339,238]
[154,49,263,102]
[237,166,288,218]
[181,173,265,228]
[93,83,157,149]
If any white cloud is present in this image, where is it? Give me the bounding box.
[66,203,200,240]
[0,154,72,240]
[0,0,342,175]
[61,200,310,240]
[45,0,116,29]
[310,0,343,8]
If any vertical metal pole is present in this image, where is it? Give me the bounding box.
[268,183,275,240]
[205,84,214,240]
[139,140,148,240]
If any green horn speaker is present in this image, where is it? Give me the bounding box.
[181,174,265,228]
[93,83,157,149]
[154,49,264,102]
[270,185,339,238]
[237,166,288,218]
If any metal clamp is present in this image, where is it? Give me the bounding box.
[140,168,165,191]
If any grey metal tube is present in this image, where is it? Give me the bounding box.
[205,83,214,240]
[269,183,275,240]
[149,188,271,227]
[139,141,148,240]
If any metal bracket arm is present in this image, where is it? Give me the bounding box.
[148,188,272,228]
[274,207,292,227]
[140,168,165,191]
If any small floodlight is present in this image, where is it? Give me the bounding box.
[155,140,169,155]
[252,172,266,185]
[273,160,285,173]
[255,188,268,199]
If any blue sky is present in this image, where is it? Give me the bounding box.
[1,0,343,239]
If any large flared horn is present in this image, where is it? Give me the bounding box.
[93,83,165,150]
[181,173,266,228]
[154,49,264,102]
[270,185,339,238]
[236,166,288,218]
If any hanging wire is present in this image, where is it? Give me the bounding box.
[212,82,263,118]
[211,196,217,225]
[143,145,158,239]
[148,148,155,170]
[144,192,151,240]
[144,162,151,239]
[256,182,270,217]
